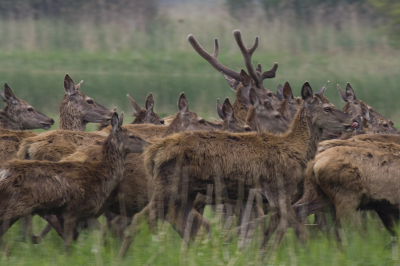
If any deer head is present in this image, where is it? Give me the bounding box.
[338,83,397,134]
[0,83,54,130]
[111,112,150,154]
[59,74,115,131]
[126,93,164,125]
[215,98,251,132]
[302,82,359,132]
[163,93,215,136]
[245,88,290,133]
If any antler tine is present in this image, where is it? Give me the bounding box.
[233,29,260,88]
[188,34,241,81]
[261,62,278,80]
[256,63,262,73]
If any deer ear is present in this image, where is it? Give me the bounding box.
[216,98,225,119]
[1,83,18,104]
[249,88,260,107]
[240,69,251,87]
[64,74,76,96]
[222,98,234,120]
[301,82,314,104]
[178,93,189,113]
[337,84,348,102]
[360,102,371,121]
[145,93,155,112]
[118,112,124,127]
[126,94,141,117]
[283,82,294,102]
[111,112,119,132]
[345,83,356,102]
[222,73,241,92]
[276,84,284,101]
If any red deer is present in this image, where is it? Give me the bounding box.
[188,30,278,122]
[127,93,164,125]
[0,83,54,161]
[295,83,398,224]
[117,82,359,258]
[0,113,149,252]
[303,141,400,242]
[32,95,251,241]
[59,74,115,131]
[0,83,54,130]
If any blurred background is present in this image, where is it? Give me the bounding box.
[0,0,399,128]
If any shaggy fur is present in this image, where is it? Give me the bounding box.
[305,142,400,238]
[117,83,358,256]
[0,113,148,250]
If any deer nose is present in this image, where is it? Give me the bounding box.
[160,120,165,125]
[245,127,251,132]
[49,119,55,125]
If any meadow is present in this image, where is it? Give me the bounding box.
[1,2,400,265]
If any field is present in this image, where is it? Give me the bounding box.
[1,2,400,265]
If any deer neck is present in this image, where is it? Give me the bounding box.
[0,110,21,130]
[59,101,86,131]
[285,103,323,161]
[99,134,126,195]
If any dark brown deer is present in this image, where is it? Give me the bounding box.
[0,83,54,130]
[188,30,279,122]
[127,93,164,125]
[32,94,251,242]
[0,113,150,252]
[118,82,359,258]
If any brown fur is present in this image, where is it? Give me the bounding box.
[0,113,148,250]
[117,83,358,255]
[305,142,400,238]
[59,74,114,131]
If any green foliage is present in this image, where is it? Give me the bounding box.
[369,0,400,45]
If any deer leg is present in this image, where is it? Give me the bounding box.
[32,216,59,244]
[0,218,19,248]
[118,203,151,259]
[19,215,32,241]
[62,214,77,253]
[261,211,279,250]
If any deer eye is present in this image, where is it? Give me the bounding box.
[87,99,93,104]
[198,119,205,124]
[27,107,34,112]
[383,123,389,128]
[267,93,273,97]
[129,135,136,139]
[275,115,281,119]
[324,107,331,112]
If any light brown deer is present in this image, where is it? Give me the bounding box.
[0,113,150,252]
[118,82,359,258]
[303,141,400,242]
[295,83,398,224]
[188,30,279,122]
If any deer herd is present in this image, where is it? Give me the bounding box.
[0,29,399,259]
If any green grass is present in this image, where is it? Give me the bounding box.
[1,210,397,265]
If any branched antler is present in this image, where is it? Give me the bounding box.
[188,34,242,81]
[233,30,278,88]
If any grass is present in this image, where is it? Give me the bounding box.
[1,210,397,265]
[1,2,400,265]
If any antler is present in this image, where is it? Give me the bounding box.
[188,34,242,81]
[233,30,260,87]
[233,30,278,88]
